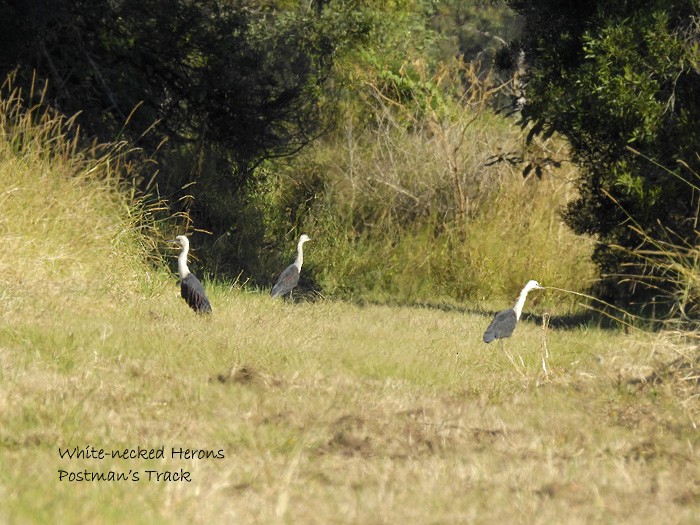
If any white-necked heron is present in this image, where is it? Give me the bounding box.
[483,280,543,343]
[271,234,311,299]
[172,235,212,314]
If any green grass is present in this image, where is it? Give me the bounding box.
[2,289,699,524]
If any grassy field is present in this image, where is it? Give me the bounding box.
[2,287,699,524]
[1,85,698,525]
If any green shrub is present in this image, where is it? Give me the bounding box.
[508,0,700,318]
[261,64,595,307]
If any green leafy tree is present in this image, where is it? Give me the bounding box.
[0,0,365,275]
[0,0,339,169]
[506,0,700,315]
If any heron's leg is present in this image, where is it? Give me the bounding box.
[503,343,526,377]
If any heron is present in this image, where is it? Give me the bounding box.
[271,234,311,299]
[172,235,212,314]
[483,280,543,343]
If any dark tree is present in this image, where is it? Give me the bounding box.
[0,0,336,167]
[506,0,700,317]
[0,0,354,275]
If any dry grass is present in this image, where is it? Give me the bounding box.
[1,289,698,524]
[262,60,591,304]
[0,76,170,315]
[281,91,595,305]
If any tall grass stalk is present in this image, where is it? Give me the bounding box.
[0,73,172,318]
[600,147,700,326]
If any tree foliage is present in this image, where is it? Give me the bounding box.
[0,0,372,276]
[507,0,700,313]
[2,1,344,168]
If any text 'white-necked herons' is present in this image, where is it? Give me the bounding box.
[483,280,543,343]
[271,234,311,299]
[172,235,212,314]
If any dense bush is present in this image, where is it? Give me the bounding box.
[0,0,359,274]
[1,0,599,307]
[257,62,595,305]
[507,0,700,318]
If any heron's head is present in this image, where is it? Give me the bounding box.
[525,280,544,292]
[299,234,311,244]
[173,235,189,248]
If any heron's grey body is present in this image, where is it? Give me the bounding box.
[483,309,518,343]
[174,235,212,314]
[271,234,311,298]
[483,280,543,343]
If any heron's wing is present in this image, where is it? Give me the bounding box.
[483,308,517,343]
[271,264,300,297]
[181,274,212,313]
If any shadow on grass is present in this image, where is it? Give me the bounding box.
[347,297,618,331]
[293,291,691,333]
[270,285,624,332]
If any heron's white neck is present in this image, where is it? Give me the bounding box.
[293,240,305,271]
[512,286,532,320]
[178,245,191,279]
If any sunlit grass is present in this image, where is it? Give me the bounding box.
[2,287,699,524]
[0,75,171,317]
